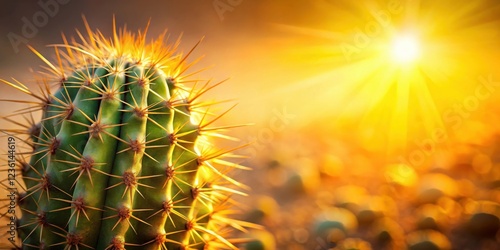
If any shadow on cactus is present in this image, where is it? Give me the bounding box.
[1,18,256,250]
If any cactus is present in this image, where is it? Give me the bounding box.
[1,19,250,249]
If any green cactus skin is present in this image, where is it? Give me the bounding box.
[1,20,249,250]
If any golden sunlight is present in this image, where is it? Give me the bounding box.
[1,1,500,250]
[255,0,500,154]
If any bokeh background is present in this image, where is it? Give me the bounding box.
[1,0,500,249]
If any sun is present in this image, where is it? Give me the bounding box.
[257,0,500,154]
[391,34,421,64]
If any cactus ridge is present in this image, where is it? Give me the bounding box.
[1,19,253,250]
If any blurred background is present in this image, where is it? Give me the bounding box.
[1,0,500,249]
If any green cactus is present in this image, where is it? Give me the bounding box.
[1,19,250,250]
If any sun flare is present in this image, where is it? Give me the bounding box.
[253,0,500,154]
[391,35,420,64]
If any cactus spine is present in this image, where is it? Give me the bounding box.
[1,19,249,249]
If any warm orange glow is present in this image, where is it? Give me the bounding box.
[1,2,500,249]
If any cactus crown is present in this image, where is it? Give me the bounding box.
[1,18,251,250]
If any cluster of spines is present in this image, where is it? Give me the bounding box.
[0,18,255,250]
